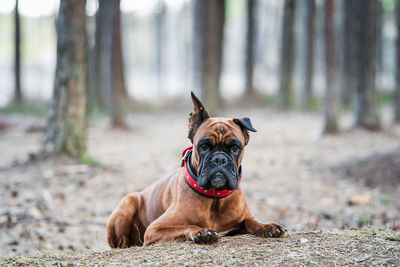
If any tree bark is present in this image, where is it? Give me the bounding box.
[155,0,166,94]
[96,0,127,127]
[376,2,384,86]
[322,0,339,134]
[340,0,355,108]
[95,0,112,110]
[13,0,22,105]
[193,0,225,116]
[353,0,380,130]
[192,0,204,103]
[278,0,296,108]
[86,11,97,115]
[244,0,257,96]
[44,0,87,157]
[111,0,127,127]
[395,0,400,123]
[299,0,316,109]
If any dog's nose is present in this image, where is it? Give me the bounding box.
[211,154,228,166]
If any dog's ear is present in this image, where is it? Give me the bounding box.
[233,117,257,145]
[188,91,210,143]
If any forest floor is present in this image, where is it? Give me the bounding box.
[0,107,399,263]
[1,229,400,266]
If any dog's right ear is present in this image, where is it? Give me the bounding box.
[188,91,210,143]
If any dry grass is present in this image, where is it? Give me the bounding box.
[2,228,399,266]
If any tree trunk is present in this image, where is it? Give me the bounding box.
[322,0,339,134]
[353,0,380,130]
[395,0,400,123]
[299,0,316,109]
[86,10,97,115]
[44,0,87,157]
[192,0,204,103]
[155,0,166,94]
[111,0,127,127]
[13,0,22,105]
[96,0,127,127]
[193,0,225,116]
[278,0,296,108]
[244,0,257,96]
[340,0,355,108]
[95,0,112,110]
[375,2,384,88]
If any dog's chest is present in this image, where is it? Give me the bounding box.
[207,199,243,231]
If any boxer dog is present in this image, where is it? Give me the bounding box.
[107,92,285,248]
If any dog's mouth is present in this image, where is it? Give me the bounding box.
[209,172,226,189]
[197,169,239,190]
[198,172,227,190]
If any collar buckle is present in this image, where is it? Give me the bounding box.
[181,146,193,167]
[181,150,190,167]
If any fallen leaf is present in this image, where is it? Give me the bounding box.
[348,194,372,206]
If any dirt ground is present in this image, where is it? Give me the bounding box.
[2,229,400,266]
[0,108,399,258]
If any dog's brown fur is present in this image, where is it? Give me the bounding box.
[106,93,284,247]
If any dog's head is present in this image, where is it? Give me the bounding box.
[187,92,256,190]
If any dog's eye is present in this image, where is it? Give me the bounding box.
[231,145,240,154]
[199,144,209,152]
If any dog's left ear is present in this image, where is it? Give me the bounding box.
[188,91,210,143]
[233,117,257,145]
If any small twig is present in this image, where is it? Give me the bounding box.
[355,255,373,263]
[28,228,46,254]
[135,224,143,244]
[385,237,400,242]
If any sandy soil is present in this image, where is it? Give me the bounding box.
[0,108,399,257]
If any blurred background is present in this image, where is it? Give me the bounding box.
[0,0,399,258]
[0,0,397,116]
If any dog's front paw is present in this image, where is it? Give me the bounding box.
[191,229,220,244]
[256,223,286,238]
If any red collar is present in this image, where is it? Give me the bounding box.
[181,146,242,198]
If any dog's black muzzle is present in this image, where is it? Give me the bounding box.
[197,151,239,190]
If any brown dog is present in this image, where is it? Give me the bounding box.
[106,92,285,247]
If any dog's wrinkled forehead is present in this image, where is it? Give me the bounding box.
[193,117,245,146]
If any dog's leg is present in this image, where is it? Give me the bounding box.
[144,224,220,245]
[107,193,145,248]
[143,211,220,245]
[242,217,285,238]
